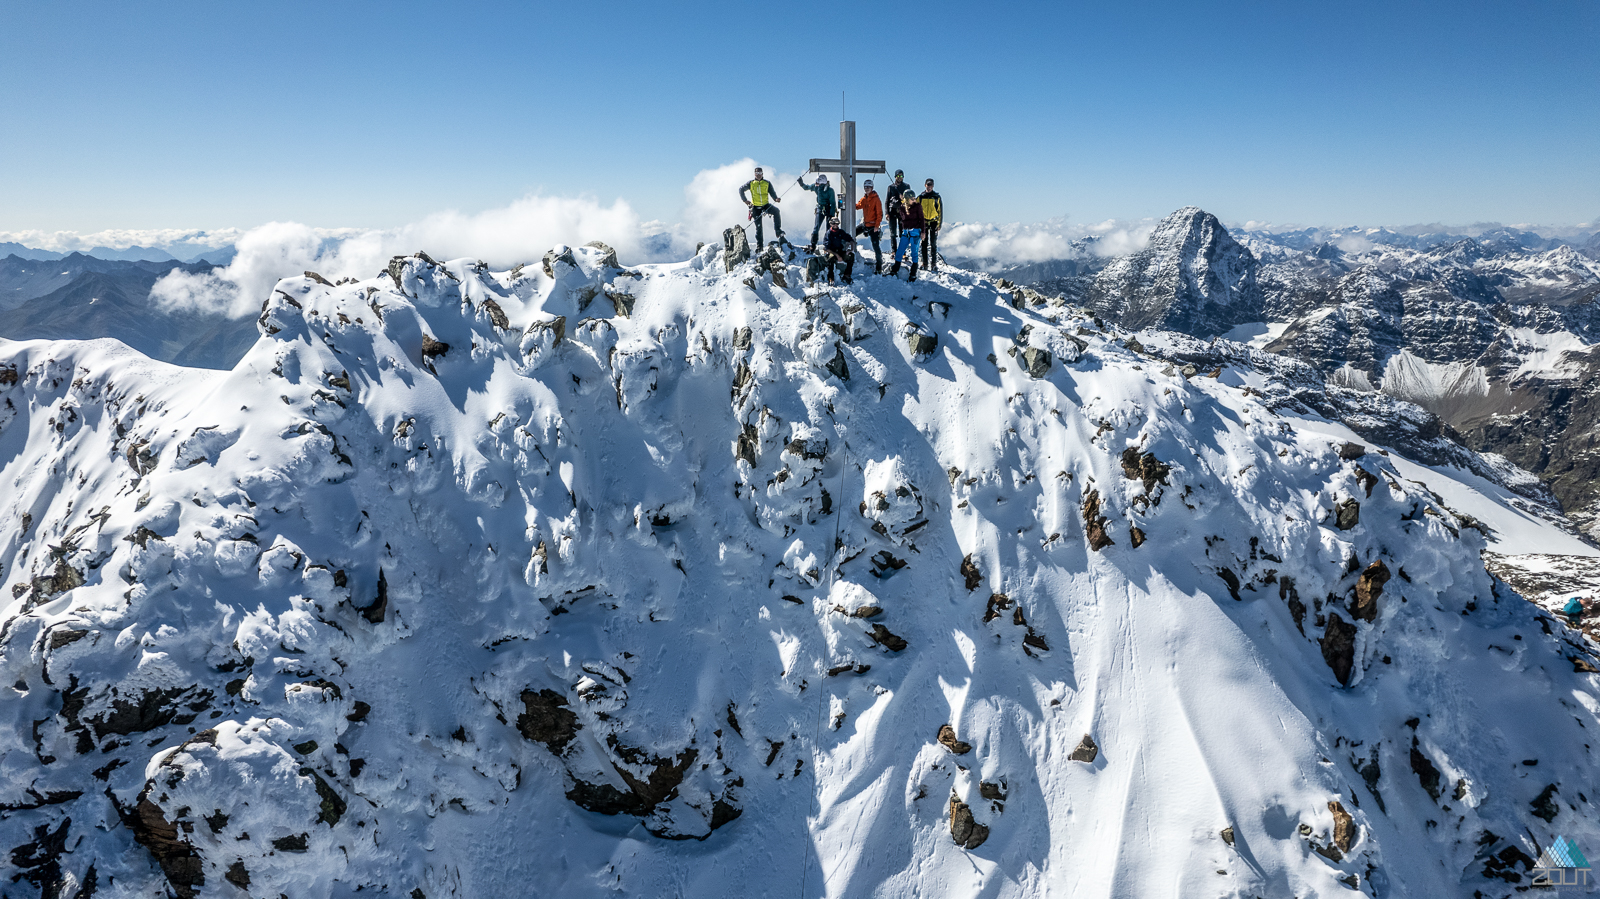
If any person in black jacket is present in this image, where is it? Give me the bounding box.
[822,217,855,285]
[883,170,911,249]
[918,179,943,271]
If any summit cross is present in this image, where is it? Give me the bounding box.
[808,121,886,237]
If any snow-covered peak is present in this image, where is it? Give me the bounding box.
[2,245,1596,897]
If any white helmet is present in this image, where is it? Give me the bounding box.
[817,175,828,185]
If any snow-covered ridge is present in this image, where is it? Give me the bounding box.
[2,245,1597,897]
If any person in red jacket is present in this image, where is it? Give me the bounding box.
[889,191,925,281]
[854,179,884,274]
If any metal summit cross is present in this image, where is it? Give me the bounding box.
[809,121,886,236]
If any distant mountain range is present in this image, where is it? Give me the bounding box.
[0,252,254,368]
[966,208,1600,537]
[0,241,235,264]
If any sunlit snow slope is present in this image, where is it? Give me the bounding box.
[2,244,1598,898]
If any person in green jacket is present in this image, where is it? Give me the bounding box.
[797,174,837,253]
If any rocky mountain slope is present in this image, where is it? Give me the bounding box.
[2,244,1596,897]
[1010,209,1600,538]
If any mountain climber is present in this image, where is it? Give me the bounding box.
[739,167,783,249]
[888,190,925,282]
[1566,596,1585,627]
[855,179,884,274]
[797,174,838,253]
[884,170,911,250]
[822,217,855,285]
[919,178,944,272]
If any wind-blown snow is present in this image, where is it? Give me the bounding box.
[2,245,1597,898]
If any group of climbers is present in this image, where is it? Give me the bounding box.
[738,165,944,284]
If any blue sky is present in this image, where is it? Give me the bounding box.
[2,0,1597,235]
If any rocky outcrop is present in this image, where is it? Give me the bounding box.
[949,797,989,850]
[1087,207,1263,337]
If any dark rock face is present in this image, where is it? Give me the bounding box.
[937,724,972,754]
[868,623,908,652]
[722,229,750,272]
[1120,447,1171,495]
[1352,560,1390,623]
[1335,498,1360,531]
[960,555,983,591]
[1021,347,1052,378]
[1081,490,1114,551]
[1321,614,1357,685]
[949,797,989,850]
[1329,799,1356,854]
[1087,207,1263,338]
[1069,734,1099,763]
[121,794,205,897]
[907,331,938,358]
[1410,740,1442,801]
[515,689,579,755]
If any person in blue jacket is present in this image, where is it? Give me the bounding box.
[1565,595,1585,627]
[797,174,837,254]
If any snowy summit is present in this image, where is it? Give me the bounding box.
[2,239,1597,897]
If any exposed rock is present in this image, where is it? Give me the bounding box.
[735,423,760,467]
[543,246,578,279]
[1220,825,1235,846]
[722,228,751,272]
[420,335,449,361]
[481,298,510,330]
[1082,490,1114,551]
[907,331,938,358]
[937,724,972,754]
[605,288,635,318]
[1339,442,1367,460]
[825,346,850,381]
[304,270,333,286]
[1321,613,1357,686]
[271,833,308,852]
[361,569,388,624]
[1352,559,1390,623]
[1531,783,1560,822]
[1410,740,1442,801]
[516,688,579,755]
[949,797,989,850]
[122,793,205,897]
[1022,347,1052,378]
[584,240,621,268]
[1335,498,1360,530]
[1069,734,1099,763]
[868,623,907,652]
[1129,526,1146,548]
[979,781,1006,801]
[1086,206,1263,337]
[226,861,250,889]
[566,745,697,819]
[1329,799,1356,853]
[960,554,983,590]
[1119,447,1172,494]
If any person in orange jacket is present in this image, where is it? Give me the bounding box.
[854,179,884,274]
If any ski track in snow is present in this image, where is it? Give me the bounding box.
[1,244,1597,898]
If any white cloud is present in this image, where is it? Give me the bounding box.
[939,217,1158,267]
[0,227,242,252]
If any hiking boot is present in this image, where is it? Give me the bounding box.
[907,263,918,282]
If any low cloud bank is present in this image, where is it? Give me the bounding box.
[939,217,1159,267]
[0,228,242,254]
[152,158,812,317]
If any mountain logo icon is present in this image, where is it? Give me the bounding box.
[1533,835,1593,891]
